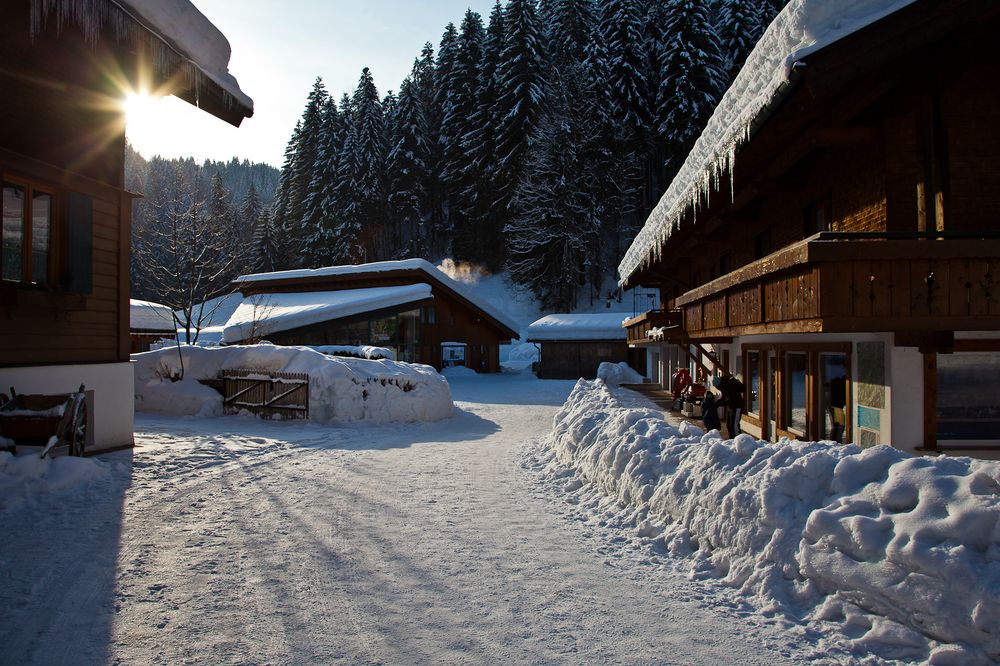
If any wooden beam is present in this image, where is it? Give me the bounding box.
[679,344,714,380]
[696,343,731,376]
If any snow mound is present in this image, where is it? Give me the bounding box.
[133,344,453,423]
[0,450,110,512]
[543,380,1000,662]
[441,366,477,377]
[619,0,919,284]
[596,362,644,386]
[311,345,395,360]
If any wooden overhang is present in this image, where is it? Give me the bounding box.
[675,232,1000,340]
[234,268,519,341]
[620,0,1000,294]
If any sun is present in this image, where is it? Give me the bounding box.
[122,91,160,126]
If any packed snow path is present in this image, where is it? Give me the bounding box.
[2,374,803,664]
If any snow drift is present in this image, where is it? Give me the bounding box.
[0,450,110,512]
[133,344,454,423]
[596,362,644,386]
[542,380,1000,662]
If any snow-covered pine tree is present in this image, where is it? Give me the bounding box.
[270,120,303,269]
[655,0,726,174]
[347,67,389,262]
[457,0,506,270]
[386,75,429,259]
[251,208,280,273]
[289,78,330,235]
[441,10,485,263]
[599,0,651,148]
[716,0,767,81]
[301,96,344,266]
[506,66,599,312]
[410,43,447,258]
[493,0,543,225]
[331,93,363,264]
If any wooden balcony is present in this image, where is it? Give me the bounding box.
[674,232,1000,338]
[623,309,682,345]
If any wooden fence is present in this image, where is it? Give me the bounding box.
[222,369,309,420]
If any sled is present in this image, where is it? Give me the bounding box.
[0,385,89,458]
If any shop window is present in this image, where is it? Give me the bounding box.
[782,352,808,435]
[2,179,54,285]
[819,353,849,442]
[937,352,1000,442]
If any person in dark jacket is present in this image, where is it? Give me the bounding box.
[702,390,722,432]
[714,374,746,438]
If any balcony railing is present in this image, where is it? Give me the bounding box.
[623,309,682,345]
[673,232,1000,337]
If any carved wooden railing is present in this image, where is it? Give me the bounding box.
[674,232,1000,337]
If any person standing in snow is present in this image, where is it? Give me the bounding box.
[702,390,722,432]
[714,374,745,438]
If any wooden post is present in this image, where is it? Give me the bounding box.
[923,352,937,451]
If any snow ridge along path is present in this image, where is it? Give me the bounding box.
[4,373,805,664]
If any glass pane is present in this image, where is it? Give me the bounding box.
[768,353,777,427]
[937,352,1000,441]
[2,184,25,282]
[783,352,808,434]
[747,351,760,414]
[819,353,849,442]
[32,191,51,283]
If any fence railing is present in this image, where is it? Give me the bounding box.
[222,369,309,420]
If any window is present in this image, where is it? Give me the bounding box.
[803,200,832,238]
[754,229,771,260]
[819,353,849,442]
[747,350,761,415]
[783,352,808,434]
[421,305,436,325]
[2,178,54,285]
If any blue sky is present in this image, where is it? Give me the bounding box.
[126,1,498,167]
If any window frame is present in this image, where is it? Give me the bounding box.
[1,173,59,287]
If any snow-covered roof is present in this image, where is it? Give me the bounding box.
[525,313,628,342]
[119,0,253,112]
[221,285,433,344]
[234,259,521,336]
[618,0,918,286]
[130,298,176,332]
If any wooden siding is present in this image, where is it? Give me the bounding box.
[624,310,681,345]
[538,341,629,380]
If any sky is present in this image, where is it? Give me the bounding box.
[125,1,499,168]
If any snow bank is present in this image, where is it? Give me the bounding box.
[0,450,110,512]
[596,362,644,386]
[133,344,453,423]
[619,0,919,284]
[311,345,395,360]
[543,380,1000,661]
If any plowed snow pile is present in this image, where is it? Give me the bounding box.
[539,379,1000,664]
[133,344,453,423]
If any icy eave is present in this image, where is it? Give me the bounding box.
[617,0,919,287]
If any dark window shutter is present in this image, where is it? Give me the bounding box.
[67,191,93,293]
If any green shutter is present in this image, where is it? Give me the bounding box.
[67,191,92,293]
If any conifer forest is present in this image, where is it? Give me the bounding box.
[132,0,785,311]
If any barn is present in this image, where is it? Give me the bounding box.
[526,313,643,380]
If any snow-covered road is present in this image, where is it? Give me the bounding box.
[2,373,803,664]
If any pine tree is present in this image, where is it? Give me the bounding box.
[442,10,486,262]
[251,209,280,273]
[301,96,344,265]
[493,0,543,220]
[656,0,726,173]
[344,67,388,262]
[457,0,506,269]
[717,0,767,80]
[386,76,428,258]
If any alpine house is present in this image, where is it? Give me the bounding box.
[619,0,1000,455]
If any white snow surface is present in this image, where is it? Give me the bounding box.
[525,313,627,341]
[233,259,521,336]
[0,450,110,512]
[133,344,453,423]
[311,344,395,360]
[220,285,432,344]
[596,361,645,386]
[120,0,253,110]
[537,379,1000,663]
[129,298,175,332]
[1,373,815,665]
[618,0,919,284]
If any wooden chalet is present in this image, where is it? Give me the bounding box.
[129,299,176,353]
[620,0,1000,456]
[0,0,252,451]
[525,313,639,380]
[223,260,520,372]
